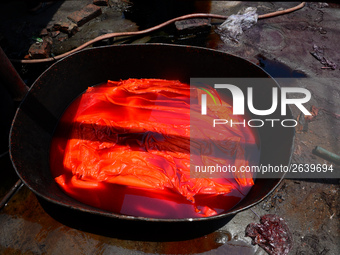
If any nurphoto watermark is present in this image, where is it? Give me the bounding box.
[190,78,339,179]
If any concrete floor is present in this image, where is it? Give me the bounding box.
[0,1,339,254]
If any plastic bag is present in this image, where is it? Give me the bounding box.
[217,7,258,43]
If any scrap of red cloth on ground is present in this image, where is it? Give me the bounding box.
[246,214,293,255]
[50,79,258,218]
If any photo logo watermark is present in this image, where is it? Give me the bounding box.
[198,87,222,114]
[199,83,311,128]
[190,78,339,179]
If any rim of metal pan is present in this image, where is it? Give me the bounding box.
[9,43,294,222]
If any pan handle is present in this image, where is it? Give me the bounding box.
[0,179,24,211]
[0,46,29,102]
[0,46,28,210]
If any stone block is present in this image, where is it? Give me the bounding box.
[60,22,79,36]
[67,4,102,27]
[28,37,52,59]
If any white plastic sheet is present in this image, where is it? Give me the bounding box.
[217,7,258,43]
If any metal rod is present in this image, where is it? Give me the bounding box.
[0,179,24,211]
[0,46,29,101]
[313,146,340,165]
[250,208,261,219]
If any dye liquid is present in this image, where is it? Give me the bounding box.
[50,79,260,218]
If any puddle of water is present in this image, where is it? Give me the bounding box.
[256,54,307,78]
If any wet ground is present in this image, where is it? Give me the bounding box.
[1,1,339,254]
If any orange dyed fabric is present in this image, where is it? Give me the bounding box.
[50,79,258,218]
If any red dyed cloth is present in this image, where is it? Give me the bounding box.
[246,214,293,255]
[50,79,258,218]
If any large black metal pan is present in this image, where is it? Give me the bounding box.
[9,44,294,227]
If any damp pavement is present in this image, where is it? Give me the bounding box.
[0,1,339,254]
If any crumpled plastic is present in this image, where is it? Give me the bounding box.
[217,7,258,43]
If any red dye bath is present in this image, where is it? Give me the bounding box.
[50,79,259,218]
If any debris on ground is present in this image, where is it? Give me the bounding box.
[50,31,60,38]
[319,108,340,120]
[261,194,285,212]
[27,20,79,58]
[175,18,210,32]
[28,37,52,59]
[57,34,68,42]
[296,112,308,133]
[305,105,340,122]
[216,7,258,43]
[245,214,293,255]
[58,22,79,36]
[310,44,337,70]
[48,21,79,38]
[305,105,319,122]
